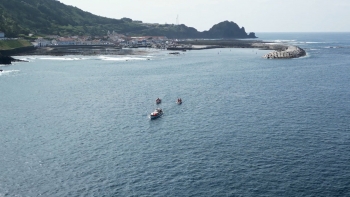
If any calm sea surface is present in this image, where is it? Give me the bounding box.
[1,33,350,196]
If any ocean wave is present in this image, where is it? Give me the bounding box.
[304,42,326,44]
[13,56,87,61]
[265,42,280,45]
[296,52,310,59]
[0,70,20,76]
[324,46,340,49]
[39,57,82,61]
[272,39,297,43]
[264,40,327,45]
[98,56,148,61]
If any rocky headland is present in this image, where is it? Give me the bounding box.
[0,54,27,64]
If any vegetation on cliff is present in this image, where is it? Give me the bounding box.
[0,40,32,50]
[203,21,256,38]
[0,0,256,39]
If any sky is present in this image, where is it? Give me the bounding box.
[58,0,350,33]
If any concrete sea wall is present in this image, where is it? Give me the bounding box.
[263,46,306,59]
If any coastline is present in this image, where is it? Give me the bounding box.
[18,45,150,56]
[170,39,306,58]
[1,40,306,64]
[0,54,27,64]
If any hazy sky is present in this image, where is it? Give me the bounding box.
[58,0,350,32]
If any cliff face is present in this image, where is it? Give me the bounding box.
[140,22,256,39]
[204,21,257,38]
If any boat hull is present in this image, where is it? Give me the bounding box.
[150,112,163,119]
[150,109,163,119]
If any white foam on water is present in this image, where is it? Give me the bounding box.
[98,56,147,61]
[0,70,20,76]
[273,39,297,43]
[304,42,326,44]
[39,57,81,61]
[324,46,338,49]
[265,42,280,45]
[296,52,311,59]
[13,56,88,61]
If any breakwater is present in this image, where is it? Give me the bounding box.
[175,39,306,59]
[263,46,306,59]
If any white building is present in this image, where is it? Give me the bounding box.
[56,37,76,45]
[0,32,5,38]
[35,38,51,47]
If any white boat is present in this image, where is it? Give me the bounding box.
[150,108,163,119]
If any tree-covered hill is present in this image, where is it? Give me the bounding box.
[0,0,256,39]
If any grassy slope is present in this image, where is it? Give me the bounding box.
[0,0,253,38]
[0,40,32,50]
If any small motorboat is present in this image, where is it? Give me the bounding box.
[156,98,161,104]
[150,108,163,119]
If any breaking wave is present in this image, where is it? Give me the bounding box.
[98,56,149,61]
[0,70,20,76]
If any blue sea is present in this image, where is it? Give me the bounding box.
[1,33,350,196]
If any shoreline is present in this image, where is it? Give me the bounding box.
[17,45,151,56]
[1,40,306,64]
[18,39,296,56]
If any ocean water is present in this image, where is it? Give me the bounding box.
[1,33,350,196]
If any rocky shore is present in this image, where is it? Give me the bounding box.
[20,45,149,56]
[2,41,306,61]
[262,46,306,59]
[0,54,27,64]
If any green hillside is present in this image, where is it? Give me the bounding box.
[0,40,32,50]
[0,0,143,37]
[0,0,256,39]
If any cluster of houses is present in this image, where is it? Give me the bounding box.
[0,31,5,39]
[33,31,177,49]
[0,29,184,49]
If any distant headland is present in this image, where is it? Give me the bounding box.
[0,0,255,39]
[0,0,306,62]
